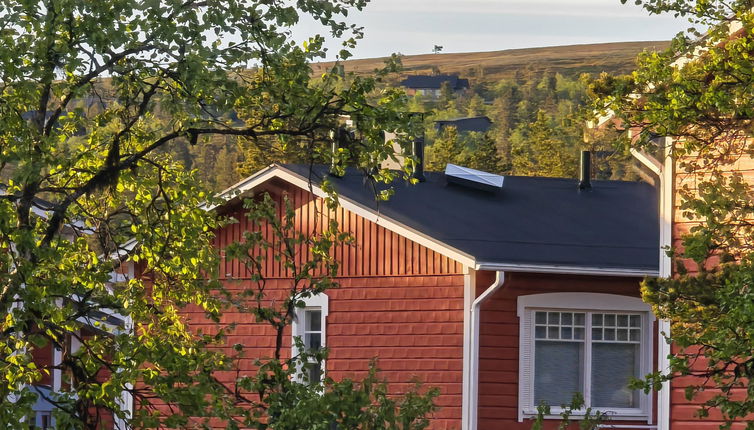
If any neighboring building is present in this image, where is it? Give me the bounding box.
[202,160,660,430]
[434,116,492,134]
[400,74,470,99]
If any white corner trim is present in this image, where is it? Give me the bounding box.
[466,271,506,430]
[631,137,673,430]
[461,269,475,430]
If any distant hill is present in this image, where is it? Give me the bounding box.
[312,41,670,82]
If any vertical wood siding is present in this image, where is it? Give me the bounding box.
[213,184,464,279]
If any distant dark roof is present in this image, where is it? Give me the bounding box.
[435,116,492,133]
[400,74,470,90]
[278,164,659,275]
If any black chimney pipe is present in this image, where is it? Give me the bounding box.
[412,137,426,182]
[578,150,591,190]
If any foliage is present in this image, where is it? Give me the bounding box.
[217,193,439,429]
[530,392,607,430]
[0,0,427,427]
[426,127,462,171]
[590,0,754,427]
[188,62,638,185]
[418,70,633,179]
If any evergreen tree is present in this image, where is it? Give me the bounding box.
[467,134,503,174]
[426,126,462,171]
[511,110,578,177]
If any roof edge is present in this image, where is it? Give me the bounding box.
[215,164,478,268]
[475,261,658,277]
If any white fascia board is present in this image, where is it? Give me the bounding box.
[474,261,658,278]
[216,165,478,268]
[630,148,663,176]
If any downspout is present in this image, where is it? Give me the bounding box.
[464,271,506,430]
[631,139,673,430]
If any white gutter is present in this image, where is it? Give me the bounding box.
[631,140,673,430]
[475,262,658,278]
[464,271,506,430]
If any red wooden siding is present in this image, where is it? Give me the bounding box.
[475,271,653,429]
[214,181,464,279]
[670,149,754,428]
[199,182,466,429]
[31,341,53,387]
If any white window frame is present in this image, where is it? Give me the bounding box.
[292,292,328,384]
[517,292,654,422]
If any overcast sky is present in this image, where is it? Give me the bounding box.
[295,0,692,60]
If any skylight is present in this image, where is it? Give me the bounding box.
[444,164,504,192]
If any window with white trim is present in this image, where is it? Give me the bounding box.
[292,293,328,384]
[517,293,654,422]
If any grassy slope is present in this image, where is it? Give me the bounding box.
[312,41,670,81]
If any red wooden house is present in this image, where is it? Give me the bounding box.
[201,158,661,430]
[27,153,668,430]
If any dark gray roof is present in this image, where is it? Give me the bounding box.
[400,75,470,90]
[280,164,659,274]
[435,116,492,133]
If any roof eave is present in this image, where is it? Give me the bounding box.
[474,261,658,277]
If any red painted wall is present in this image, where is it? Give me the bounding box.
[475,271,654,429]
[669,152,754,428]
[199,182,466,429]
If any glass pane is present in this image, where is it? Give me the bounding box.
[535,341,584,407]
[535,326,546,339]
[617,329,628,341]
[561,327,572,339]
[306,310,322,331]
[562,313,572,325]
[548,312,560,324]
[306,363,322,384]
[306,333,322,351]
[617,315,629,327]
[630,315,641,327]
[574,327,584,340]
[536,312,547,324]
[591,343,640,408]
[604,328,615,341]
[629,329,641,342]
[592,314,603,326]
[605,314,616,327]
[548,326,559,339]
[592,327,602,341]
[574,313,585,326]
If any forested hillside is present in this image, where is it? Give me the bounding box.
[165,42,668,191]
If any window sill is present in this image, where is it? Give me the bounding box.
[520,408,649,422]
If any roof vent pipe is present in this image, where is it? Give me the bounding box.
[412,136,426,182]
[329,131,342,177]
[578,150,592,190]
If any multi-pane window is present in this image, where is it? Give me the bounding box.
[292,293,328,385]
[518,293,653,421]
[533,311,642,409]
[302,309,323,383]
